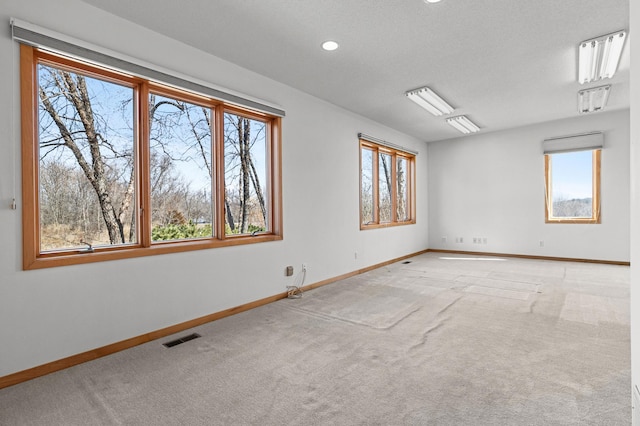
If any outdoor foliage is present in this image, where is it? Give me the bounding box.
[37,60,269,252]
[552,198,593,218]
[151,222,213,241]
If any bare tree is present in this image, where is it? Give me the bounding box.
[148,94,214,238]
[39,67,135,246]
[379,153,392,222]
[224,114,267,234]
[396,158,406,220]
[38,63,269,247]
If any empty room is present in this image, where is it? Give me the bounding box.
[0,0,638,425]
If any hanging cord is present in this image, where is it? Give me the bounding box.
[10,23,18,210]
[286,268,306,299]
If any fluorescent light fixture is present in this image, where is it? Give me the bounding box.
[578,30,626,84]
[578,84,611,114]
[405,87,455,116]
[321,40,339,51]
[446,115,480,134]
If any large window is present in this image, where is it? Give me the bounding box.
[21,46,282,269]
[360,139,415,228]
[544,149,601,223]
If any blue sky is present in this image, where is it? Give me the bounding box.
[550,150,593,201]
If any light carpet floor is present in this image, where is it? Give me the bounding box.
[0,253,631,425]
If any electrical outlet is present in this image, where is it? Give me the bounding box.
[482,237,487,244]
[442,236,447,243]
[459,237,464,243]
[302,263,308,272]
[539,240,544,247]
[354,252,358,259]
[285,266,294,276]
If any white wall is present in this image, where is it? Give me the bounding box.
[630,1,639,423]
[0,0,429,377]
[428,109,630,262]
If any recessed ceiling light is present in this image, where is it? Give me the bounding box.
[424,0,442,3]
[321,41,339,51]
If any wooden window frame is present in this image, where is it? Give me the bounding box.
[21,45,282,270]
[220,106,278,239]
[359,139,416,230]
[544,149,601,224]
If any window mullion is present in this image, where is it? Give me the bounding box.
[213,106,226,239]
[409,157,416,221]
[544,155,552,221]
[373,148,380,224]
[593,149,601,222]
[359,145,364,226]
[391,153,398,223]
[138,82,151,247]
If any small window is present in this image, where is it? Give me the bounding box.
[360,139,415,228]
[544,149,601,223]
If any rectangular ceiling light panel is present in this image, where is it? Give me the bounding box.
[578,30,626,84]
[406,87,455,116]
[446,115,480,134]
[578,84,611,114]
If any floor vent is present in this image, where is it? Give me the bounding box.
[402,261,412,264]
[163,333,201,348]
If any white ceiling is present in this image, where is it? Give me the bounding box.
[81,0,630,142]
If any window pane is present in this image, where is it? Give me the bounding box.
[550,150,593,218]
[361,148,374,224]
[379,152,393,223]
[37,63,136,252]
[224,112,268,235]
[149,94,213,242]
[397,156,408,221]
